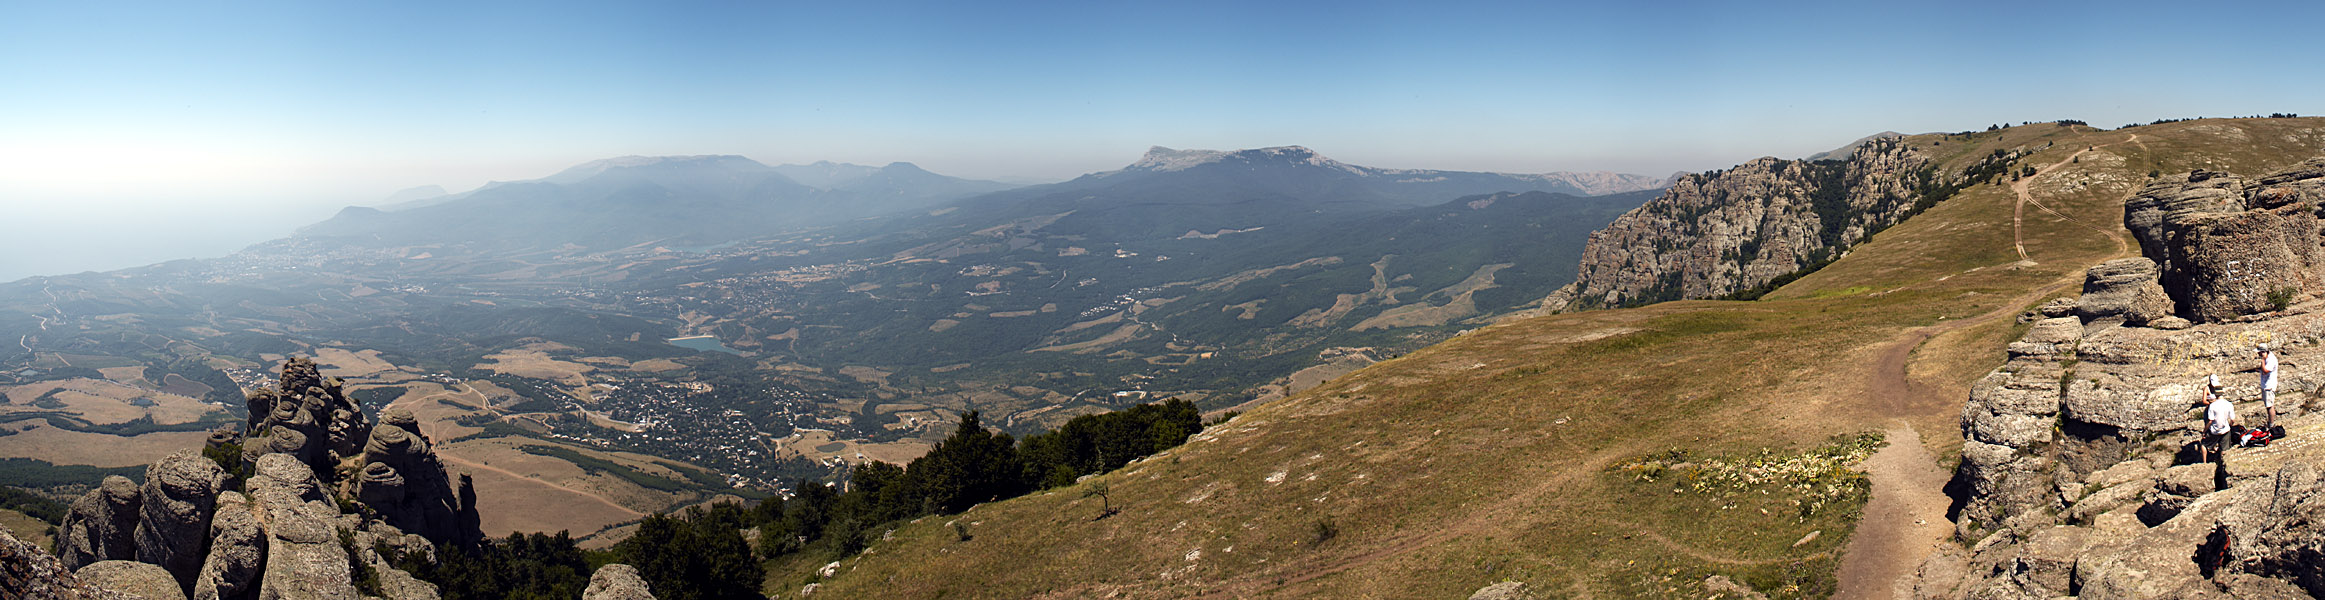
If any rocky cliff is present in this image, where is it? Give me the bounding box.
[1542,137,1951,309]
[31,356,647,600]
[1920,159,2325,598]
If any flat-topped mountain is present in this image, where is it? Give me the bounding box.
[1085,145,1668,201]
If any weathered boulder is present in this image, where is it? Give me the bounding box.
[245,454,356,600]
[2035,297,2078,319]
[56,476,143,570]
[583,564,656,600]
[373,569,440,600]
[2061,379,2198,433]
[134,451,224,594]
[1,522,132,600]
[191,492,263,600]
[2165,209,2319,322]
[380,410,424,444]
[2250,157,2325,210]
[356,425,470,546]
[2124,166,2325,323]
[2220,462,2325,595]
[2075,258,2173,325]
[78,560,187,600]
[2007,526,2090,595]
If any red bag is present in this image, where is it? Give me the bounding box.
[2239,426,2274,448]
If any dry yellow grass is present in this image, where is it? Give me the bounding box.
[805,119,2325,599]
[475,344,595,386]
[0,423,212,468]
[312,347,398,378]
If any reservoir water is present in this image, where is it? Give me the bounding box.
[666,335,745,355]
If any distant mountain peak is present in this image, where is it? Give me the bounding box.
[1129,147,1230,172]
[542,154,769,184]
[1124,145,1352,174]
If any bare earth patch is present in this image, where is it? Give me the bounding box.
[0,423,212,467]
[312,348,398,378]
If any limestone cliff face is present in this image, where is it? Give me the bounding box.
[1544,138,1936,310]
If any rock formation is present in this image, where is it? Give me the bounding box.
[39,356,476,600]
[77,560,187,600]
[190,492,262,600]
[583,564,657,600]
[1,523,132,600]
[133,451,224,594]
[1921,158,2325,598]
[1543,138,1940,309]
[244,358,371,475]
[356,422,468,546]
[245,453,358,600]
[2075,257,2174,326]
[2123,159,2325,323]
[55,476,142,570]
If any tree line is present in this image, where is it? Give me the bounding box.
[403,399,1207,599]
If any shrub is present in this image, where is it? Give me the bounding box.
[2269,287,2297,311]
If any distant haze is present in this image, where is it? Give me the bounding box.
[3,1,2321,281]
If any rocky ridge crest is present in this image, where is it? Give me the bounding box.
[1542,137,1945,310]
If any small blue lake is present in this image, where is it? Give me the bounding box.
[666,335,745,355]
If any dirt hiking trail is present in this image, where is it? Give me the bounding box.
[1835,134,2141,598]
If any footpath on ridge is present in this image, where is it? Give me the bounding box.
[1834,135,2139,599]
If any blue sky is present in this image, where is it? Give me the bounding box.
[2,0,2322,280]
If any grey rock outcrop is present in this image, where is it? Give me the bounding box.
[56,476,143,570]
[2075,258,2173,325]
[191,492,263,600]
[78,560,188,600]
[1,523,132,600]
[246,454,357,600]
[135,451,225,594]
[1922,227,2325,597]
[583,564,656,600]
[2220,462,2325,595]
[23,356,486,600]
[2123,162,2325,323]
[1546,138,1937,309]
[357,424,469,547]
[244,358,369,476]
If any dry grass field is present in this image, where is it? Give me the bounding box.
[801,119,2325,599]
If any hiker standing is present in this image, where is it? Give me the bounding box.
[2205,386,2238,463]
[2258,345,2280,427]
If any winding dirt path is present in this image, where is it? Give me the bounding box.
[1836,133,2145,598]
[2013,134,2140,261]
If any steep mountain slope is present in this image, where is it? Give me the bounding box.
[801,118,2325,598]
[1545,136,1948,310]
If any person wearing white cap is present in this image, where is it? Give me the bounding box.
[2205,385,2237,463]
[2258,345,2279,427]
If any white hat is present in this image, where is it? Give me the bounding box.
[2208,374,2222,389]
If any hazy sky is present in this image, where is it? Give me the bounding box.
[4,0,2322,281]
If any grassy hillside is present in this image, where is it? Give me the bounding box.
[797,118,2325,598]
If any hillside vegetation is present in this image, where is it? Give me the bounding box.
[799,118,2325,598]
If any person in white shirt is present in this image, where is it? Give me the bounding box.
[2205,388,2237,463]
[2258,345,2279,427]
